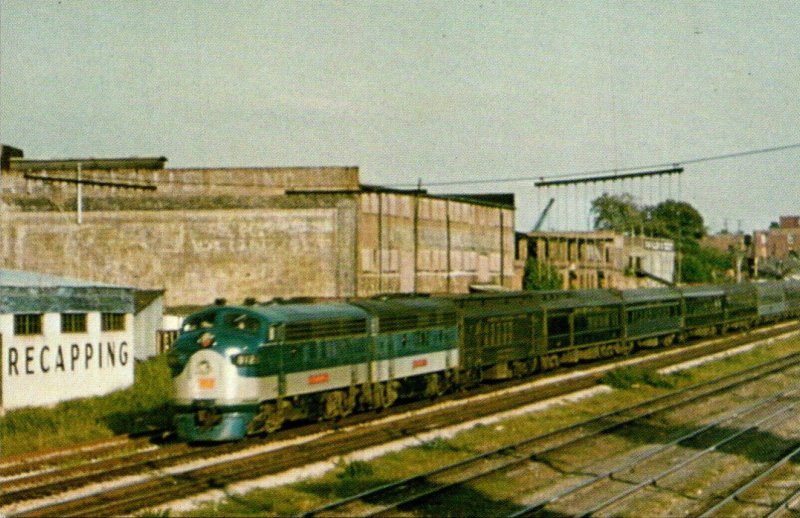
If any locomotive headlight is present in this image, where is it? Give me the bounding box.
[232,353,261,366]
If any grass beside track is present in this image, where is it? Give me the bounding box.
[0,355,173,458]
[173,333,800,517]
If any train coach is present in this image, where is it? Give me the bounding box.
[169,280,800,441]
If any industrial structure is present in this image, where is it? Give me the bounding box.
[0,154,519,307]
[518,231,675,289]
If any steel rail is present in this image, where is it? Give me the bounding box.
[379,394,796,518]
[509,390,799,517]
[300,353,800,518]
[698,443,800,518]
[577,402,799,517]
[765,486,800,518]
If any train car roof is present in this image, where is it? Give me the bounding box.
[617,287,682,302]
[350,296,456,318]
[679,285,726,298]
[721,283,757,294]
[753,280,788,293]
[542,288,621,309]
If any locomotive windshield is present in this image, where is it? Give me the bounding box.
[181,310,262,335]
[182,311,217,332]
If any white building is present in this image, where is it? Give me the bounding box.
[0,269,135,413]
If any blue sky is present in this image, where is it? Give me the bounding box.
[1,1,798,232]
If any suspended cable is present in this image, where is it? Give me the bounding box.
[388,142,800,188]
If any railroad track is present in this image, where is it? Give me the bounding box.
[300,351,800,517]
[0,431,164,481]
[697,444,800,517]
[3,322,799,517]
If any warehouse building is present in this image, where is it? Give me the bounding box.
[0,156,519,306]
[0,269,135,413]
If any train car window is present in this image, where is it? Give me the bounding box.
[548,315,570,335]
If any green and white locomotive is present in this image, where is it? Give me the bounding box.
[169,297,458,441]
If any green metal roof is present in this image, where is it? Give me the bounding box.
[0,269,134,313]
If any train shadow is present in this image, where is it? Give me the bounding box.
[296,479,546,517]
[101,403,175,440]
[606,414,800,465]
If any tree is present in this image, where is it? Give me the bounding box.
[645,200,706,241]
[590,193,643,234]
[523,258,562,290]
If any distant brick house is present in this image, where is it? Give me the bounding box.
[754,216,800,261]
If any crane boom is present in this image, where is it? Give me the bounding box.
[532,198,555,231]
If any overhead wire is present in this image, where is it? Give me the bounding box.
[387,142,800,188]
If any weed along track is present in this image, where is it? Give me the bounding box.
[1,324,799,517]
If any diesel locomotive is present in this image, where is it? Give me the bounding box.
[168,280,800,441]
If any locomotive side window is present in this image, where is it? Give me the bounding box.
[222,313,261,334]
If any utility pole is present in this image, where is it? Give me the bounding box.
[76,162,82,225]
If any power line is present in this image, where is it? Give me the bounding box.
[387,142,800,188]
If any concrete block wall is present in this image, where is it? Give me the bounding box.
[1,166,359,203]
[0,196,358,306]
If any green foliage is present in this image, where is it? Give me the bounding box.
[589,194,734,283]
[680,244,732,283]
[600,366,682,389]
[591,193,644,233]
[523,258,562,290]
[0,355,174,457]
[645,200,706,241]
[337,460,374,479]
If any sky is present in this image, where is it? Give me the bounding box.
[1,1,798,233]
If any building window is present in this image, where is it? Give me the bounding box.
[101,313,126,331]
[61,313,87,333]
[14,314,42,335]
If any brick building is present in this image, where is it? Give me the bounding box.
[754,216,800,261]
[519,231,675,289]
[0,156,518,306]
